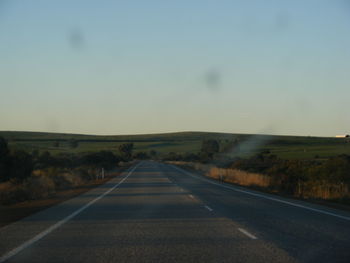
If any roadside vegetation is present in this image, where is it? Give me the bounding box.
[165,138,350,205]
[0,137,133,205]
[1,131,350,206]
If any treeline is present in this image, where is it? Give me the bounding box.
[0,137,136,183]
[162,139,222,163]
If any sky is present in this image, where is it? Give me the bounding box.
[0,0,349,136]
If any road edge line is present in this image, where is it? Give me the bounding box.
[0,162,141,263]
[204,205,213,212]
[170,164,350,222]
[238,228,258,240]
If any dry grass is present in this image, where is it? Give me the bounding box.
[168,161,350,201]
[208,167,271,188]
[0,166,130,228]
[0,167,98,205]
[300,182,349,200]
[168,161,270,188]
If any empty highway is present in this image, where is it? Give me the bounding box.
[1,161,350,263]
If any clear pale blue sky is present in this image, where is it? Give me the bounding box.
[0,0,349,136]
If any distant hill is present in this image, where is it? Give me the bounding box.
[0,130,330,142]
[0,130,349,159]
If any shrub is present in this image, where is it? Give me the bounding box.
[0,181,31,205]
[80,151,119,169]
[24,175,56,199]
[118,143,134,161]
[0,136,13,182]
[10,150,34,181]
[170,154,350,201]
[134,152,149,160]
[201,139,219,159]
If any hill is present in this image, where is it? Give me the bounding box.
[0,131,349,159]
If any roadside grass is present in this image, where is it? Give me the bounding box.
[209,167,271,188]
[168,161,350,205]
[0,167,96,205]
[0,166,130,228]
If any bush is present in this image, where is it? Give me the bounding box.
[162,152,183,161]
[0,137,11,182]
[201,139,219,159]
[134,151,149,160]
[80,151,119,169]
[24,175,56,200]
[10,150,34,181]
[0,137,123,205]
[0,166,99,205]
[0,183,30,205]
[230,153,350,198]
[119,143,133,161]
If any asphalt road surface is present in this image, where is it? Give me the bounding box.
[1,161,350,263]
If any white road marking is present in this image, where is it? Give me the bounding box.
[204,205,213,212]
[0,163,141,263]
[171,165,350,222]
[238,228,258,240]
[189,194,195,199]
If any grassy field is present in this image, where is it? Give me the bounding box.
[1,131,349,159]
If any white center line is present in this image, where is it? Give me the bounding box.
[0,163,141,263]
[204,205,213,212]
[238,228,258,240]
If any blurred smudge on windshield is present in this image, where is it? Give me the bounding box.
[68,28,85,50]
[274,11,289,33]
[204,68,221,92]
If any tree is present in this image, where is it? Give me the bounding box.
[201,139,220,159]
[10,150,34,181]
[118,143,134,160]
[221,139,240,153]
[149,150,157,158]
[163,152,181,161]
[183,152,200,162]
[31,149,39,158]
[82,151,119,169]
[0,137,11,182]
[37,151,55,168]
[0,136,9,157]
[53,141,60,148]
[134,151,149,160]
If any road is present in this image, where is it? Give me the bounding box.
[1,161,350,262]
